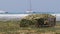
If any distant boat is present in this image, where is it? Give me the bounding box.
[26,11,36,14]
[26,11,33,13]
[5,12,8,14]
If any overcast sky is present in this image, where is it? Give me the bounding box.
[0,0,60,14]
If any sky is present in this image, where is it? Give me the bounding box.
[0,0,60,14]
